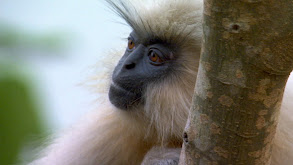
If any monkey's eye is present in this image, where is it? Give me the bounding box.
[148,50,163,65]
[128,39,135,50]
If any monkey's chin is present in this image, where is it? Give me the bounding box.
[108,84,142,111]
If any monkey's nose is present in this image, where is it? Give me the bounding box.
[124,62,136,69]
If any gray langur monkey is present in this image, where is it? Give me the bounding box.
[29,0,293,165]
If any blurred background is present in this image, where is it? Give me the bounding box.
[0,0,130,164]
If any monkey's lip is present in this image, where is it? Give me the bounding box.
[109,81,141,110]
[110,81,139,94]
[110,81,131,93]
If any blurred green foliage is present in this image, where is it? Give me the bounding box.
[0,22,70,164]
[0,23,69,57]
[0,63,46,165]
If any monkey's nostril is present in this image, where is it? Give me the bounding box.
[125,63,136,69]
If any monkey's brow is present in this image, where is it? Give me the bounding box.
[128,35,137,42]
[128,34,134,39]
[122,36,133,41]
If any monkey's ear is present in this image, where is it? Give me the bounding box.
[141,147,181,165]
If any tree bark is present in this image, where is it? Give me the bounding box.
[179,0,293,164]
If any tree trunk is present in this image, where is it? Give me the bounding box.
[179,0,293,164]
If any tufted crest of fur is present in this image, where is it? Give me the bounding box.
[105,0,202,47]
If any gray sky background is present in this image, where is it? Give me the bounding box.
[0,0,130,130]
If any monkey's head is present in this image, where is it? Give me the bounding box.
[107,0,203,141]
[109,30,175,110]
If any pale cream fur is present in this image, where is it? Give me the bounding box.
[29,0,293,165]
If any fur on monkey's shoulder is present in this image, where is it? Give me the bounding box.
[141,147,181,165]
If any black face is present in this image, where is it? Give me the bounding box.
[109,31,175,110]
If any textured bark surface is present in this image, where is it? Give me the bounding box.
[180,0,293,164]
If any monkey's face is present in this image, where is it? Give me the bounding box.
[109,31,175,110]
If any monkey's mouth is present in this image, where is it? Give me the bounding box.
[110,81,132,93]
[109,82,142,110]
